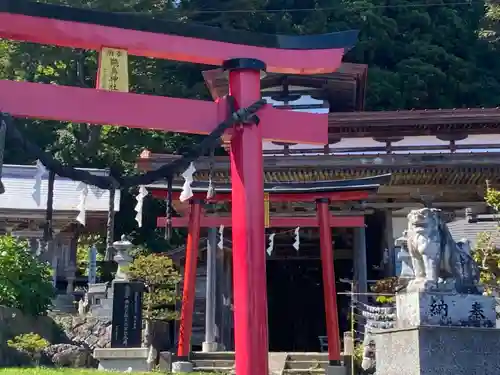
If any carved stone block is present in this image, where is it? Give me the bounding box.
[397,291,496,328]
[374,326,500,375]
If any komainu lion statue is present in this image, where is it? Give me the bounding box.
[406,208,481,294]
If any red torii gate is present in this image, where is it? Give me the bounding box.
[149,175,390,363]
[0,1,358,374]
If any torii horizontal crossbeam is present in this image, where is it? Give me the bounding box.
[157,215,365,228]
[0,80,327,144]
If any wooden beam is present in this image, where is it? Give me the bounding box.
[158,215,365,228]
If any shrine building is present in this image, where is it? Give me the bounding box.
[136,63,500,352]
[0,164,120,294]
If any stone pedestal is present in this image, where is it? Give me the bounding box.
[374,325,500,375]
[397,291,496,328]
[374,290,500,375]
[202,341,218,352]
[94,348,151,372]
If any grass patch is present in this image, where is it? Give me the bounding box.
[0,369,206,375]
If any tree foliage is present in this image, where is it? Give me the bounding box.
[127,254,181,322]
[7,333,50,364]
[2,0,500,251]
[472,187,500,295]
[0,236,55,316]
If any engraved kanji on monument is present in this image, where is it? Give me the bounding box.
[374,208,500,375]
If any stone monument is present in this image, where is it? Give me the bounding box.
[84,236,134,318]
[94,236,151,372]
[374,208,500,375]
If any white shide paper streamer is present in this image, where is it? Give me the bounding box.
[32,160,47,206]
[134,185,149,228]
[179,162,196,202]
[76,182,89,225]
[218,225,224,250]
[266,233,276,256]
[293,227,300,251]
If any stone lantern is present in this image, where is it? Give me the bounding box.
[113,235,133,282]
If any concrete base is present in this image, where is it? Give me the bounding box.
[172,361,194,373]
[326,365,347,375]
[202,341,218,352]
[374,325,500,375]
[94,348,151,372]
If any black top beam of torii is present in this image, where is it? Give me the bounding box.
[0,0,358,51]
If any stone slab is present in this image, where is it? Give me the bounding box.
[172,361,193,373]
[268,352,287,375]
[326,365,347,375]
[374,325,500,375]
[94,347,150,372]
[397,291,496,328]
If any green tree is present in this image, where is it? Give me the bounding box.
[127,254,181,364]
[472,187,500,295]
[7,333,50,365]
[76,234,105,277]
[0,236,55,315]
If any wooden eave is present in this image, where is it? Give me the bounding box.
[329,108,500,138]
[202,62,368,112]
[137,152,500,189]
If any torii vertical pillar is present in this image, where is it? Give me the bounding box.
[177,199,202,359]
[225,58,269,375]
[316,198,341,364]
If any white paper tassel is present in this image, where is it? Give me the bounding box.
[90,185,105,199]
[134,185,149,228]
[76,182,89,225]
[32,160,47,206]
[218,225,224,250]
[293,227,300,251]
[266,233,276,256]
[179,162,196,202]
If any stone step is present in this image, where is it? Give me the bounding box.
[285,360,329,370]
[286,352,329,362]
[191,351,235,361]
[283,369,325,375]
[192,366,234,373]
[192,359,235,368]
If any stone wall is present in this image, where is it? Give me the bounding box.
[0,306,173,367]
[0,306,66,366]
[51,314,112,350]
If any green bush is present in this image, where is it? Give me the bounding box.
[7,333,50,364]
[0,235,55,315]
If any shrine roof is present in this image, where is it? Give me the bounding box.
[328,108,500,138]
[0,164,120,213]
[202,63,368,112]
[137,152,500,205]
[147,173,391,194]
[447,217,500,248]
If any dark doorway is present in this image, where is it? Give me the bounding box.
[266,259,326,352]
[365,212,385,281]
